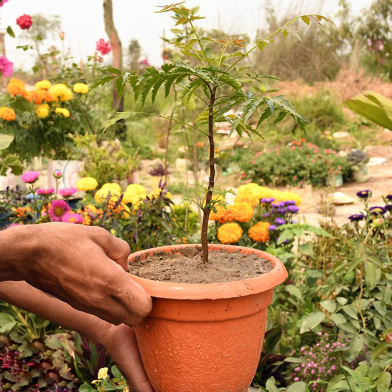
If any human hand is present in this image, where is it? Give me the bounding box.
[2,223,152,327]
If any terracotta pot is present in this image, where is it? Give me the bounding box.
[128,244,288,392]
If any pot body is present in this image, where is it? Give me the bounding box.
[128,244,288,392]
[353,165,369,183]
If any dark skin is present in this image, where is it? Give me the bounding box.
[0,223,153,391]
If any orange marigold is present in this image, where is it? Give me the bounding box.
[248,221,270,243]
[7,79,25,96]
[33,89,53,104]
[226,202,254,223]
[218,222,243,244]
[209,205,228,223]
[0,107,16,121]
[235,193,259,207]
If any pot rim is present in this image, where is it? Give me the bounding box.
[128,244,288,300]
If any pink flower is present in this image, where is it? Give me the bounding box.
[276,152,280,156]
[59,187,77,198]
[0,56,13,77]
[21,171,39,184]
[37,187,54,196]
[53,170,62,179]
[324,149,331,154]
[16,14,33,30]
[255,151,262,157]
[62,212,83,224]
[58,31,65,40]
[0,0,9,7]
[96,39,112,55]
[314,149,319,153]
[48,200,70,222]
[312,159,316,163]
[139,58,150,66]
[290,146,296,150]
[294,377,300,382]
[251,160,255,165]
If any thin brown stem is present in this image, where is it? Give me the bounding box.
[201,86,217,262]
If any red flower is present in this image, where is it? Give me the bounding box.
[96,38,112,55]
[16,14,33,30]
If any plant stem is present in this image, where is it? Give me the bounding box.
[201,86,217,262]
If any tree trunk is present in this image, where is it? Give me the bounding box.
[103,0,126,140]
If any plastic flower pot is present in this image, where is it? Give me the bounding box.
[353,165,369,183]
[128,244,287,392]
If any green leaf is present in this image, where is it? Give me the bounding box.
[300,311,325,334]
[331,313,346,325]
[79,385,96,392]
[372,342,390,360]
[348,336,364,360]
[364,261,378,287]
[103,112,132,132]
[115,77,125,99]
[102,66,122,75]
[0,321,17,333]
[321,300,337,313]
[111,365,122,380]
[265,377,280,392]
[6,26,15,38]
[376,371,391,392]
[343,305,358,320]
[286,285,303,300]
[342,366,366,392]
[90,75,115,91]
[337,297,348,306]
[301,16,310,25]
[0,134,14,150]
[287,382,307,392]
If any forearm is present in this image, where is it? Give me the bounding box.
[0,280,110,344]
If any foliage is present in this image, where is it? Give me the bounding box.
[170,204,199,236]
[345,91,392,131]
[73,134,138,187]
[347,149,369,170]
[0,135,23,176]
[241,139,349,187]
[79,365,127,392]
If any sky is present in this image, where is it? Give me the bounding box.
[1,0,372,71]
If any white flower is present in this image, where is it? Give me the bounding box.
[98,367,108,379]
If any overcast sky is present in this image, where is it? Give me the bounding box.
[1,0,371,71]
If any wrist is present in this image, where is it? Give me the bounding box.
[0,225,42,282]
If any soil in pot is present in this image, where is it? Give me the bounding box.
[128,246,273,283]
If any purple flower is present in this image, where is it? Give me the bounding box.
[59,187,77,198]
[278,201,286,207]
[0,56,13,77]
[357,190,371,199]
[385,204,392,211]
[21,171,39,184]
[263,213,270,218]
[53,170,62,179]
[287,205,299,213]
[271,203,280,209]
[369,206,386,215]
[349,214,365,221]
[275,217,286,225]
[386,195,392,201]
[261,198,275,204]
[268,225,277,231]
[277,208,287,214]
[284,200,296,206]
[36,187,54,196]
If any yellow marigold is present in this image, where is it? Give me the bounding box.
[209,205,228,224]
[73,82,89,94]
[76,177,98,191]
[7,79,25,96]
[50,84,73,102]
[248,221,270,243]
[122,191,145,205]
[85,204,97,214]
[94,188,120,203]
[235,193,259,207]
[102,183,122,194]
[55,107,70,117]
[274,191,302,206]
[218,223,243,244]
[33,89,53,104]
[126,184,146,196]
[250,186,276,200]
[0,107,16,121]
[227,202,254,223]
[35,80,52,91]
[36,104,49,119]
[237,183,259,195]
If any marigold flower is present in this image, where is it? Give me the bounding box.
[250,186,276,200]
[218,222,243,244]
[33,90,53,104]
[73,82,89,94]
[96,39,112,55]
[122,191,144,206]
[102,183,122,194]
[21,171,39,183]
[0,107,15,121]
[76,177,98,191]
[274,191,302,206]
[248,221,270,243]
[7,79,25,96]
[227,202,254,223]
[36,104,49,118]
[55,107,70,117]
[50,84,73,102]
[49,200,70,222]
[62,212,83,224]
[0,56,13,77]
[209,205,228,224]
[35,80,52,91]
[235,193,259,207]
[94,188,120,203]
[237,183,259,195]
[16,14,33,30]
[126,184,146,195]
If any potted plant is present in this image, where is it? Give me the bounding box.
[149,163,170,189]
[347,149,369,183]
[95,4,332,391]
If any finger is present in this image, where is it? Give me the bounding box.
[91,227,130,271]
[109,265,153,321]
[107,327,154,392]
